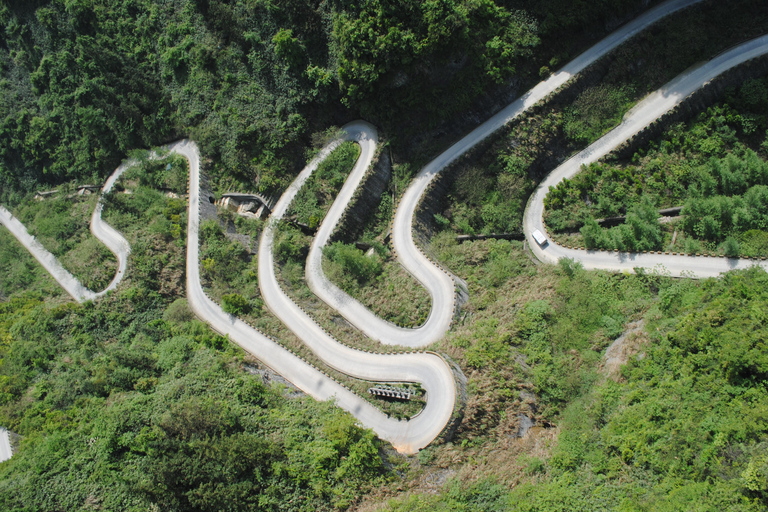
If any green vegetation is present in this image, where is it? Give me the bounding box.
[325,245,431,327]
[10,191,117,291]
[1,0,641,200]
[324,242,384,287]
[380,264,768,511]
[323,241,430,327]
[562,84,635,146]
[0,228,63,300]
[545,78,768,256]
[289,141,360,228]
[437,0,768,237]
[0,174,388,511]
[2,0,768,510]
[0,291,387,511]
[127,152,190,196]
[199,218,261,313]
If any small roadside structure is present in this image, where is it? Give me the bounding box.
[33,190,58,201]
[532,229,548,247]
[368,385,413,401]
[77,185,101,196]
[219,192,273,219]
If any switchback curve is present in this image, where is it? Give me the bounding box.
[524,35,768,277]
[304,0,706,348]
[0,161,132,302]
[255,126,457,454]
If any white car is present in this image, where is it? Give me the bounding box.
[532,229,548,247]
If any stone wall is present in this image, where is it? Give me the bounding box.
[330,144,392,244]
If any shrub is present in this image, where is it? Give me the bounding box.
[221,293,251,316]
[324,242,383,285]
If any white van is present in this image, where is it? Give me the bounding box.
[532,229,548,247]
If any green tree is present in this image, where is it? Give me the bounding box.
[221,293,251,316]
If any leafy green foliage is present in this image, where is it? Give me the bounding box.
[290,141,360,228]
[221,293,251,316]
[563,84,634,145]
[274,222,311,264]
[580,197,663,252]
[9,192,118,290]
[383,266,768,511]
[324,242,383,286]
[331,0,538,102]
[0,276,386,512]
[545,78,768,255]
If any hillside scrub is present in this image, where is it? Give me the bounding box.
[373,239,768,510]
[544,77,768,256]
[323,242,431,327]
[0,189,390,511]
[0,291,388,511]
[0,0,669,202]
[288,141,360,228]
[0,228,65,300]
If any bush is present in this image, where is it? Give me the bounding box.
[324,242,383,286]
[221,293,251,316]
[563,84,634,145]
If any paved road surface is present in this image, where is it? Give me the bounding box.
[305,0,706,348]
[0,0,736,454]
[524,35,768,277]
[255,135,458,453]
[0,161,132,302]
[0,428,11,463]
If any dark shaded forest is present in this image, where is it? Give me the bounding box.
[0,0,649,202]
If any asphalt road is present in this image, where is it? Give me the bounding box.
[255,136,458,454]
[524,35,768,277]
[304,122,453,348]
[0,0,730,454]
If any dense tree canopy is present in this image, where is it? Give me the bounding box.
[0,0,654,201]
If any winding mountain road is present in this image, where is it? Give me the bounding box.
[524,35,768,277]
[2,0,758,456]
[0,162,132,302]
[176,139,453,454]
[305,0,706,348]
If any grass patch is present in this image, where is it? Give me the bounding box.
[288,141,361,228]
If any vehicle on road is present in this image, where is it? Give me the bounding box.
[532,229,548,247]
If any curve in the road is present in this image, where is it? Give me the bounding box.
[0,162,132,302]
[305,0,706,348]
[255,128,457,454]
[524,35,768,277]
[0,0,716,454]
[0,137,459,454]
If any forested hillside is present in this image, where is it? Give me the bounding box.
[2,1,768,511]
[0,0,649,201]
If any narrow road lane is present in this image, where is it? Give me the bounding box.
[0,428,12,463]
[255,134,457,453]
[0,161,132,302]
